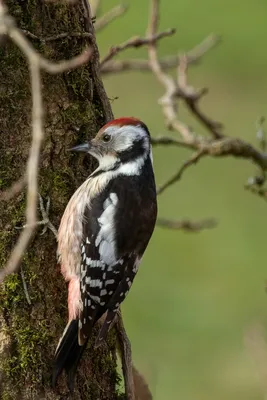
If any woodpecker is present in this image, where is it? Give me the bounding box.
[52,117,157,390]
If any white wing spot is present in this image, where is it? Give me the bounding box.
[86,237,90,244]
[81,283,86,293]
[90,279,102,288]
[90,295,100,303]
[105,279,115,286]
[110,192,117,204]
[109,291,113,295]
[95,193,118,266]
[100,289,107,296]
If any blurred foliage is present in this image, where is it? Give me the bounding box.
[98,1,267,399]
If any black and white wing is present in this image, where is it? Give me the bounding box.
[79,174,157,346]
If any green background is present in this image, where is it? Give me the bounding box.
[98,1,267,399]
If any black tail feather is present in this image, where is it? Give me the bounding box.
[52,320,89,391]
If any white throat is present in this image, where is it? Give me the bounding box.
[97,154,118,171]
[92,150,152,178]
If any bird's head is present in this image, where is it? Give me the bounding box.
[71,117,152,172]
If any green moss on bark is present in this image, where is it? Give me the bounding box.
[0,0,120,398]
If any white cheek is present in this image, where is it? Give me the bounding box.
[114,135,134,152]
[98,154,118,170]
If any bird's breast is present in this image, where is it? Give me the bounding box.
[57,174,111,280]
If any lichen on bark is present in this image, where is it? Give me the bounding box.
[0,1,121,398]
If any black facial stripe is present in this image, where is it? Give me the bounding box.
[118,138,146,163]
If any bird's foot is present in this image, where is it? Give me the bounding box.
[15,194,58,238]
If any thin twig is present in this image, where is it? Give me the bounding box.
[177,53,223,139]
[95,4,128,32]
[146,1,193,143]
[20,266,31,305]
[21,30,93,43]
[0,3,92,282]
[115,312,153,400]
[101,34,220,75]
[0,175,26,201]
[0,59,43,283]
[245,183,267,201]
[157,217,217,232]
[157,149,205,195]
[101,57,180,74]
[151,135,195,149]
[185,34,221,64]
[100,28,176,67]
[115,312,135,400]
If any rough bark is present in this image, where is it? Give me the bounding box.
[0,1,122,399]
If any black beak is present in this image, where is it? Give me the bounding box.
[70,143,90,152]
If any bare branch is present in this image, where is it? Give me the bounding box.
[0,58,43,283]
[151,135,193,149]
[115,312,153,400]
[20,266,31,305]
[245,179,267,201]
[115,312,135,400]
[100,28,176,67]
[146,1,194,143]
[185,34,221,64]
[0,2,92,282]
[157,149,206,195]
[101,34,220,75]
[256,116,266,152]
[21,29,92,42]
[95,4,128,32]
[157,217,217,232]
[154,135,267,195]
[101,57,180,74]
[177,54,223,139]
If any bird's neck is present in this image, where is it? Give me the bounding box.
[91,150,152,178]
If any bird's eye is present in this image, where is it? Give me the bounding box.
[102,134,111,142]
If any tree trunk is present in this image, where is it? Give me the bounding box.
[0,1,121,398]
